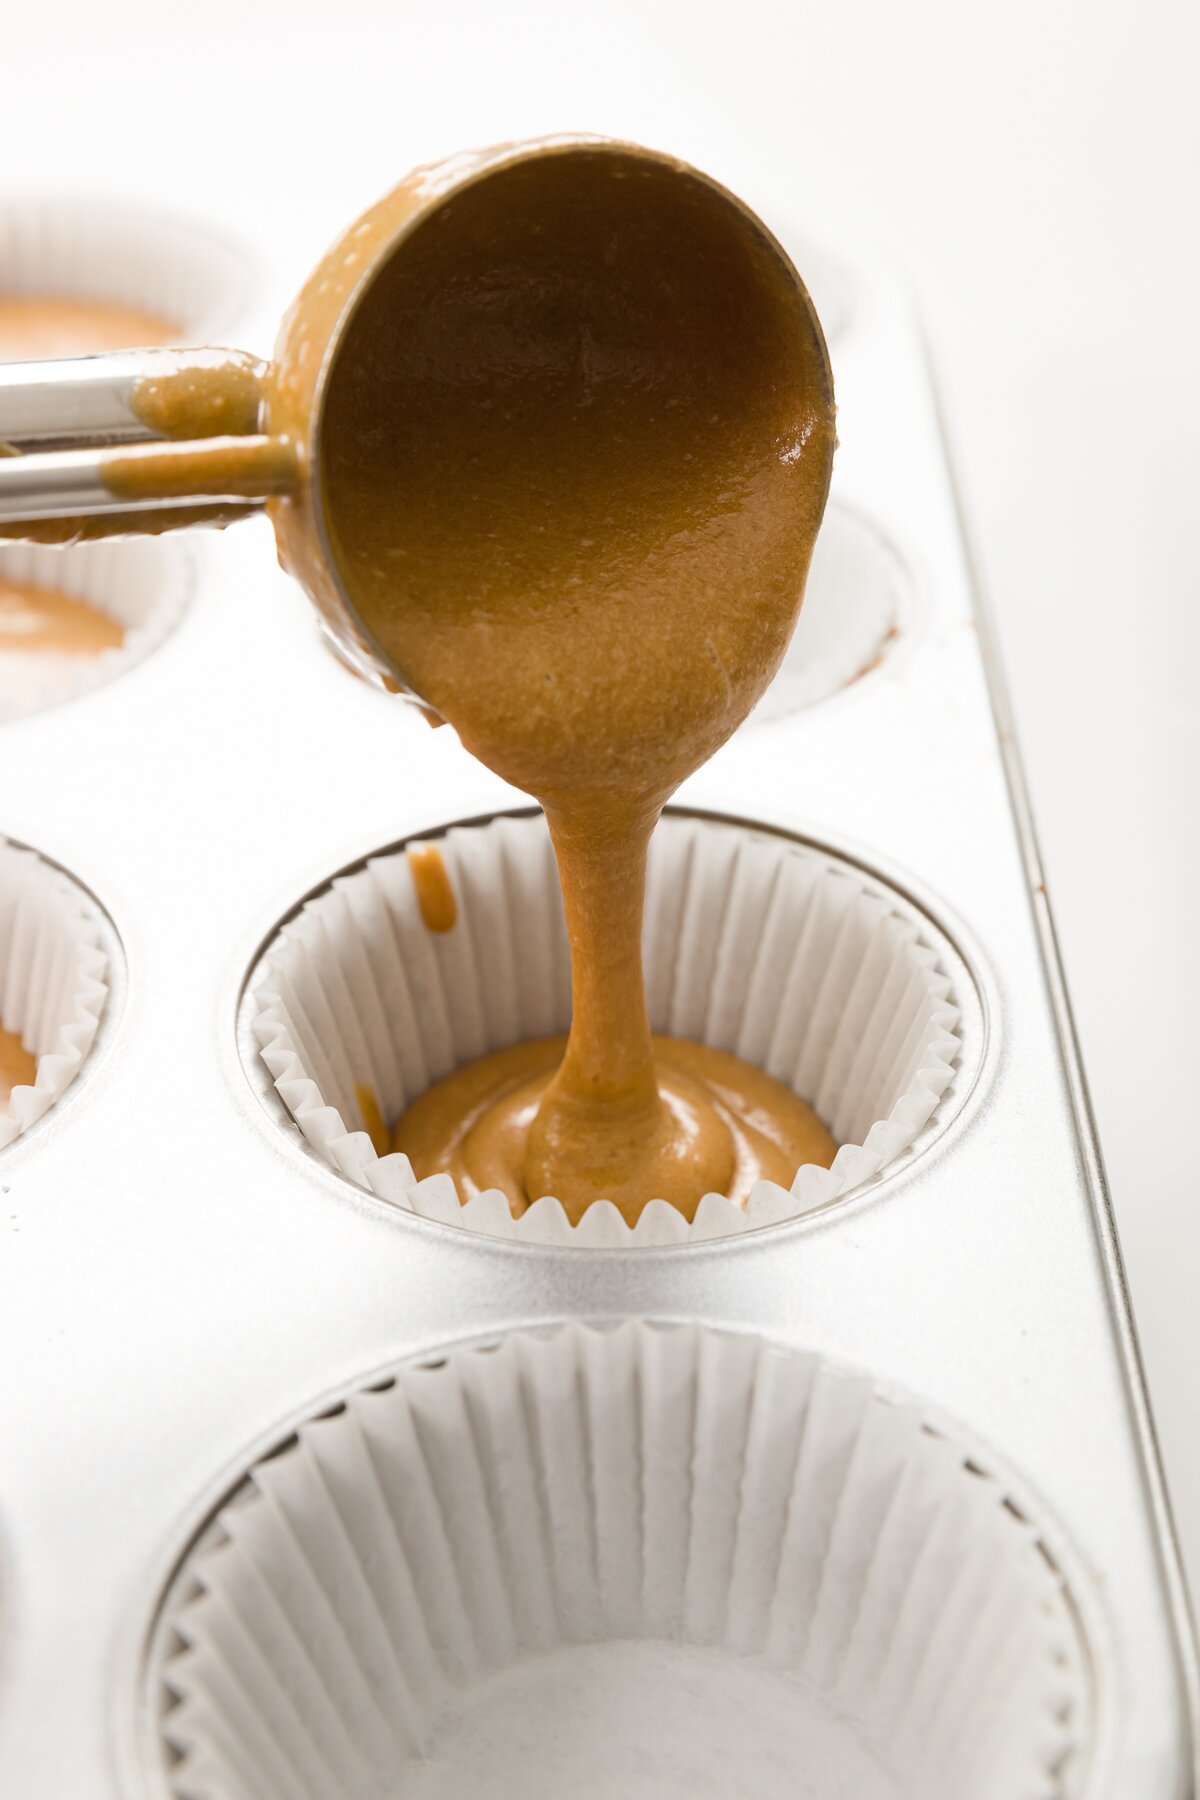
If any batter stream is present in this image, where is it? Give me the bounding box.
[307,148,838,1224]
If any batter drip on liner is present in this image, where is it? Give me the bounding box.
[0,1025,36,1112]
[406,844,458,934]
[294,144,838,1225]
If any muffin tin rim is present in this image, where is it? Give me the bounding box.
[129,1314,1108,1800]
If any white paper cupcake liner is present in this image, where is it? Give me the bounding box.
[0,195,252,347]
[248,812,969,1245]
[149,1322,1089,1800]
[779,226,853,344]
[0,537,192,722]
[747,501,908,724]
[0,840,109,1146]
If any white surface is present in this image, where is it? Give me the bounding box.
[2,0,1196,1727]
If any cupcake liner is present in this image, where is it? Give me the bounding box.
[0,537,192,722]
[248,812,968,1244]
[785,231,853,345]
[748,501,908,724]
[149,1322,1089,1800]
[0,195,252,347]
[0,840,109,1145]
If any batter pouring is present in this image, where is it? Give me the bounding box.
[300,146,838,1224]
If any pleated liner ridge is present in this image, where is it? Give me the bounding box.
[0,195,251,344]
[252,813,965,1243]
[0,841,109,1146]
[0,538,192,723]
[153,1323,1088,1800]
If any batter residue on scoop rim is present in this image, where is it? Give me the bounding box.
[303,144,838,1227]
[0,578,123,689]
[0,1025,36,1112]
[0,294,178,361]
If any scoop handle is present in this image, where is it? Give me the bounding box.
[0,436,295,525]
[0,346,299,536]
[0,347,267,449]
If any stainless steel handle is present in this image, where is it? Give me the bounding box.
[0,348,290,534]
[0,436,295,522]
[0,348,266,450]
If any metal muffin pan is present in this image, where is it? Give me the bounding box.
[0,231,1194,1798]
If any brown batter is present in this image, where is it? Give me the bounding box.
[128,356,264,442]
[311,146,837,1224]
[0,295,178,361]
[101,437,295,505]
[396,1036,835,1222]
[0,576,123,664]
[407,844,458,933]
[0,1025,36,1111]
[355,1082,390,1156]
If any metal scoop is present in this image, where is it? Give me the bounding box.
[0,136,833,703]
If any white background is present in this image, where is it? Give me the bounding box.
[8,0,1200,1598]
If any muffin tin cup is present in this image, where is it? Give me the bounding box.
[748,500,909,723]
[0,839,109,1145]
[0,537,193,723]
[0,195,252,347]
[149,1321,1089,1800]
[249,810,971,1246]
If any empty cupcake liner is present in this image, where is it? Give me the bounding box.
[248,812,968,1245]
[779,226,854,345]
[0,195,252,347]
[0,840,109,1146]
[148,1322,1090,1800]
[0,537,193,723]
[748,501,908,725]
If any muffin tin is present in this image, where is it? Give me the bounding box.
[0,208,1195,1800]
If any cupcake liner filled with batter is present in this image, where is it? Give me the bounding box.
[0,538,192,723]
[0,196,251,359]
[0,841,109,1146]
[248,811,968,1245]
[149,1321,1089,1800]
